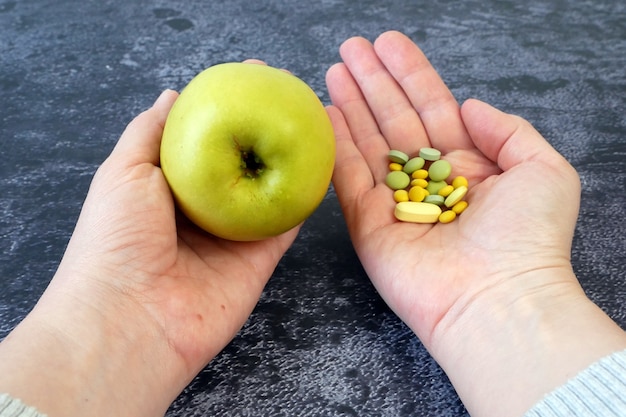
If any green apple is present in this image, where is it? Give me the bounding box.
[160,62,335,241]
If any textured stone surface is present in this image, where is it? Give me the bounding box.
[1,0,624,415]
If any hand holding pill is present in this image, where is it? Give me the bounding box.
[327,29,581,339]
[326,30,625,417]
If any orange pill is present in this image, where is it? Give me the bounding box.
[393,189,409,203]
[452,176,469,189]
[438,185,455,197]
[411,178,429,188]
[439,210,457,224]
[408,186,427,202]
[452,200,469,214]
[389,162,404,171]
[411,169,429,180]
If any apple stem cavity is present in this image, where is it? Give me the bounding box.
[240,149,265,178]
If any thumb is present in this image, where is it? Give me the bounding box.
[460,98,564,172]
[460,98,581,240]
[110,89,179,168]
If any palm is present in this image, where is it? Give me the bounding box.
[326,31,579,346]
[58,90,298,377]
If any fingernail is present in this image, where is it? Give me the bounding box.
[153,89,176,108]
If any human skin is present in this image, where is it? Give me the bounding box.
[325,30,626,417]
[1,33,625,417]
[0,89,299,417]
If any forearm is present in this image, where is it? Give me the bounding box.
[0,283,183,417]
[430,269,626,417]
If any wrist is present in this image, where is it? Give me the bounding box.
[430,267,626,417]
[0,272,184,417]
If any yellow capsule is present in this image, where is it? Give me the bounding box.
[452,200,469,214]
[410,178,429,188]
[411,169,429,180]
[438,184,455,197]
[389,162,404,171]
[393,189,409,203]
[395,202,442,223]
[452,175,469,189]
[444,185,468,207]
[439,210,457,224]
[408,186,427,202]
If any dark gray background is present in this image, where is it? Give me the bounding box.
[1,1,624,416]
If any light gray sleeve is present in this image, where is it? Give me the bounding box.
[524,349,626,417]
[0,394,47,417]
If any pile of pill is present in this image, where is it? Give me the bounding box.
[385,147,469,224]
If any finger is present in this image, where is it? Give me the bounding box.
[460,98,567,171]
[110,89,179,168]
[242,59,267,65]
[242,59,293,76]
[373,31,471,152]
[338,36,429,154]
[326,62,389,184]
[326,104,397,241]
[325,105,374,210]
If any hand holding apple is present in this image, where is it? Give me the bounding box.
[161,62,335,241]
[0,88,302,417]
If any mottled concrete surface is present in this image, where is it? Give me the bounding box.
[1,1,624,416]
